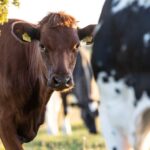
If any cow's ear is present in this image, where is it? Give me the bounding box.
[78,24,96,44]
[11,21,40,43]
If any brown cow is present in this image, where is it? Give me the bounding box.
[0,12,95,150]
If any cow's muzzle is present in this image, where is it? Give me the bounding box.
[48,74,74,91]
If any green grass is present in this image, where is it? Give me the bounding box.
[23,123,106,150]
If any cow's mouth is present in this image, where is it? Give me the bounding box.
[17,130,36,143]
[18,135,32,143]
[52,84,74,92]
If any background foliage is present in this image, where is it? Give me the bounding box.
[0,0,19,24]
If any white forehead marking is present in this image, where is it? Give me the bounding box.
[143,32,150,48]
[112,0,150,14]
[88,102,98,112]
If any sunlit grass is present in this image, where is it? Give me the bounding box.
[0,122,106,150]
[23,122,106,150]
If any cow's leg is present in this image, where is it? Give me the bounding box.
[134,108,150,150]
[61,93,72,135]
[46,92,62,135]
[46,103,59,135]
[0,116,23,150]
[62,115,72,135]
[100,109,130,150]
[135,132,150,150]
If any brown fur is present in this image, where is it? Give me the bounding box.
[0,19,52,150]
[39,11,77,28]
[0,12,96,150]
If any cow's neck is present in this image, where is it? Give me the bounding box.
[11,42,51,110]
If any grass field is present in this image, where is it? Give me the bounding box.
[23,122,106,150]
[0,122,106,150]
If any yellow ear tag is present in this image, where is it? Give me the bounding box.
[22,33,31,42]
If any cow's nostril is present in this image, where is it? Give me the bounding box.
[65,76,72,84]
[48,75,73,90]
[53,76,62,86]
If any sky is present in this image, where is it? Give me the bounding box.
[8,0,105,27]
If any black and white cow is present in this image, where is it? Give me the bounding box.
[60,48,100,134]
[91,0,150,150]
[46,47,100,135]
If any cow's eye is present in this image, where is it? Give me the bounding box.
[39,44,47,52]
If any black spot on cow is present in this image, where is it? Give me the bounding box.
[115,88,121,94]
[125,75,150,102]
[133,100,137,107]
[102,76,109,83]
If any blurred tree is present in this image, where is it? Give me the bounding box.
[0,0,19,24]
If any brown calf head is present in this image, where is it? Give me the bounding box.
[11,12,96,92]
